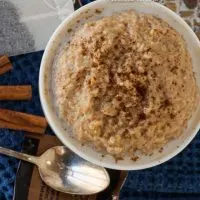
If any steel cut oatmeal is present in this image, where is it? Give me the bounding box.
[53,11,199,157]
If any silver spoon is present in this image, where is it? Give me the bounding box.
[0,146,110,195]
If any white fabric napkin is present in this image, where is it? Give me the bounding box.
[0,0,74,56]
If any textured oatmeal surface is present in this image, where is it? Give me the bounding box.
[54,10,199,157]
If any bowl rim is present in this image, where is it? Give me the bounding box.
[39,0,200,170]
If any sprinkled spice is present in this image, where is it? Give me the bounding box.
[53,10,199,159]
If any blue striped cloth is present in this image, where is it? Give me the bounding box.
[0,51,44,200]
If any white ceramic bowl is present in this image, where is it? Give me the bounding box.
[39,0,200,170]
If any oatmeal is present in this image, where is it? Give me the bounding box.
[53,11,199,157]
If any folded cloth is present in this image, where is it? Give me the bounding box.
[0,0,74,56]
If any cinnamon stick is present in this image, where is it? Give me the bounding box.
[0,120,46,134]
[0,85,32,100]
[0,108,48,135]
[0,56,12,75]
[0,56,10,67]
[0,63,12,75]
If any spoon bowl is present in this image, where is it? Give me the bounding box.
[0,146,110,195]
[38,146,110,194]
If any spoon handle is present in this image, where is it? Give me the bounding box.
[0,146,39,165]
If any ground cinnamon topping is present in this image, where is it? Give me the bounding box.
[54,10,199,157]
